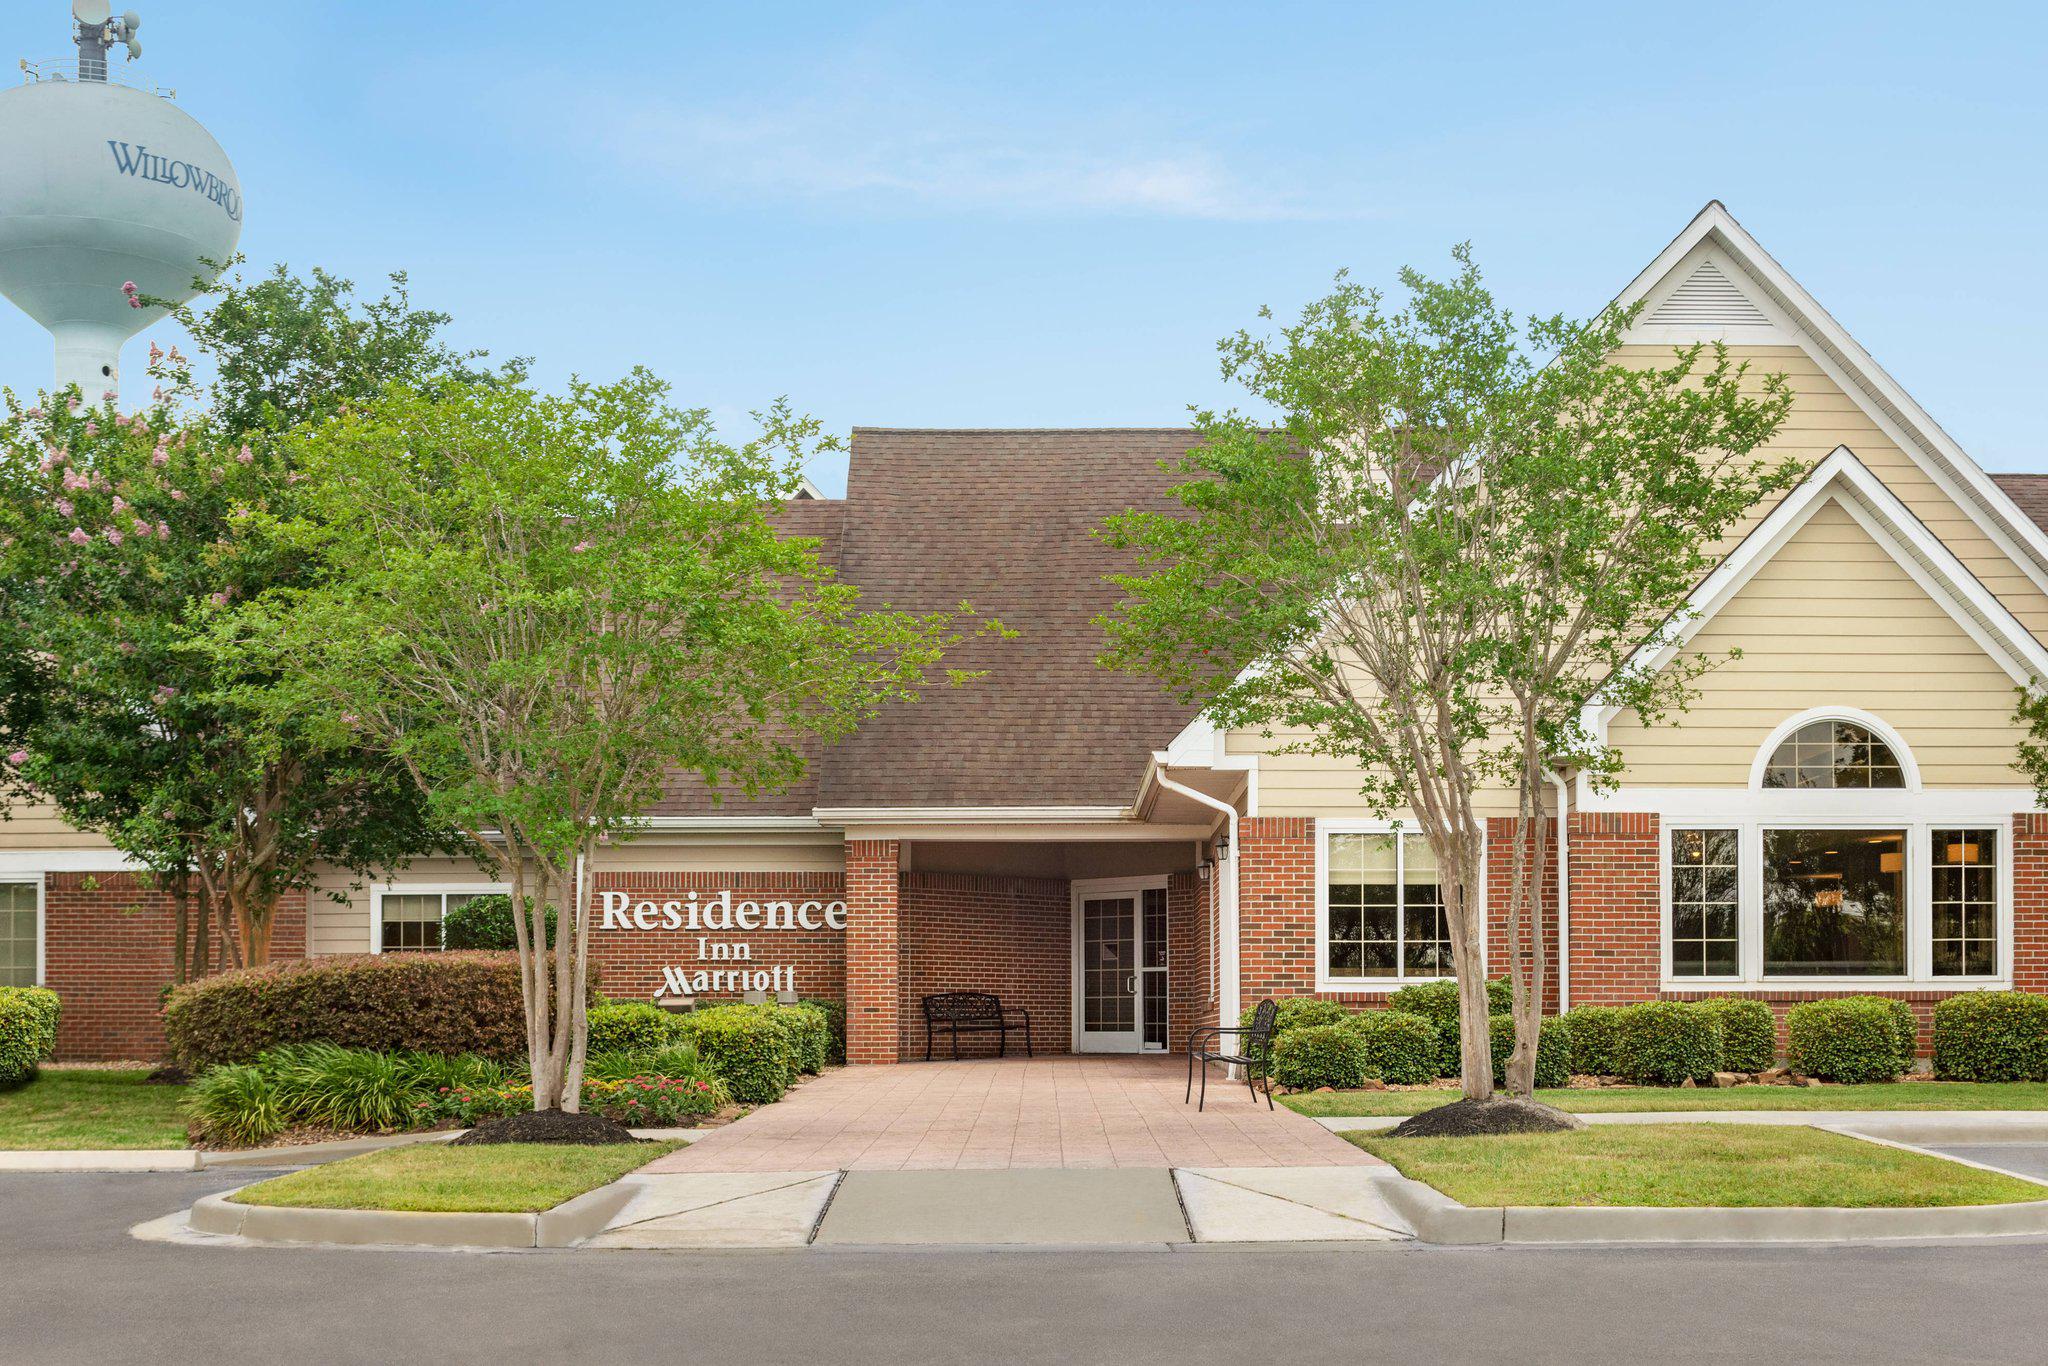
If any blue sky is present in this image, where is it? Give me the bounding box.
[3,2,2044,493]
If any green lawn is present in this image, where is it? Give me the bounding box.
[0,1069,191,1150]
[1284,1081,2048,1118]
[1351,1124,2048,1208]
[231,1140,681,1214]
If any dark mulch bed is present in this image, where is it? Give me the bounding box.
[1387,1096,1584,1138]
[145,1064,192,1086]
[452,1108,640,1146]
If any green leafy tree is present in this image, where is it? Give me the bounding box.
[227,372,990,1112]
[0,267,500,976]
[1099,250,1796,1109]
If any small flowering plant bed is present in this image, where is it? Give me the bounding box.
[1351,1125,2047,1209]
[416,1076,729,1130]
[1285,1080,2048,1119]
[229,1140,681,1214]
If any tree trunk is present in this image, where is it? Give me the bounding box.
[1447,848,1495,1100]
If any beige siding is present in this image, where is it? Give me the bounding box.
[310,839,845,956]
[1610,500,2029,787]
[0,801,118,852]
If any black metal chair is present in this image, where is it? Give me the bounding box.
[1185,997,1278,1112]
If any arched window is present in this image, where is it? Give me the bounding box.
[1759,718,1905,789]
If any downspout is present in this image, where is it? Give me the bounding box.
[1155,767,1240,1036]
[1549,769,1571,1013]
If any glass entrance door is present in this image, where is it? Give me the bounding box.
[1075,885,1169,1053]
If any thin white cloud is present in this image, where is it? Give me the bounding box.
[550,91,1363,223]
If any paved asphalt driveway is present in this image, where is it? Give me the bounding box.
[8,1172,2048,1365]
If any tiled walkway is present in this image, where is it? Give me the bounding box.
[643,1055,1381,1172]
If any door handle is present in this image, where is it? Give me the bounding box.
[1127,974,1136,994]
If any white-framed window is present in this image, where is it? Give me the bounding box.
[1316,821,1464,989]
[1661,710,2010,989]
[0,881,40,988]
[372,885,506,953]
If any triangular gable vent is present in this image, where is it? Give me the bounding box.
[1646,259,1771,326]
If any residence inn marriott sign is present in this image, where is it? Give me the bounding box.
[14,204,2048,1066]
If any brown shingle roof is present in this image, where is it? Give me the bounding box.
[656,429,1204,815]
[1992,474,2048,535]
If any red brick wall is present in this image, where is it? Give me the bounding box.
[1167,870,1213,1051]
[844,839,901,1064]
[586,871,845,1005]
[1564,812,1662,1007]
[897,872,1069,1059]
[43,873,307,1062]
[1237,817,1317,1012]
[2015,813,2048,997]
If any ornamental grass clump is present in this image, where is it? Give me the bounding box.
[0,987,61,1087]
[1786,997,1906,1084]
[1612,1001,1721,1086]
[1341,1009,1440,1085]
[187,1063,286,1147]
[1271,1023,1368,1091]
[1933,992,2048,1082]
[262,1043,419,1133]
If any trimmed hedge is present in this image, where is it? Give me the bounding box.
[441,894,555,951]
[759,1002,832,1076]
[0,986,61,1087]
[1487,1013,1571,1089]
[1341,1009,1440,1085]
[1387,978,1515,1077]
[587,1002,679,1055]
[1786,997,1906,1083]
[1239,997,1355,1078]
[1693,996,1778,1073]
[1933,992,2048,1082]
[1271,1023,1368,1091]
[801,997,847,1065]
[673,1005,797,1104]
[1613,1000,1721,1085]
[162,953,544,1069]
[1560,1005,1623,1076]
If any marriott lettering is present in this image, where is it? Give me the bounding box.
[106,140,243,223]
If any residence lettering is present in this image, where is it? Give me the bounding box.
[599,889,844,998]
[106,140,243,223]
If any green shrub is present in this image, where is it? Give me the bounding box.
[1786,998,1905,1083]
[162,952,549,1069]
[1238,997,1354,1077]
[1386,978,1514,1077]
[587,1002,680,1055]
[1933,992,2048,1082]
[584,1043,722,1090]
[1560,1005,1623,1076]
[1340,1009,1439,1085]
[800,998,846,1064]
[187,1063,285,1146]
[769,1003,832,1076]
[0,986,61,1087]
[262,1043,420,1133]
[674,1005,796,1104]
[1612,1001,1721,1085]
[1693,997,1778,1073]
[1271,1023,1368,1091]
[1487,1014,1571,1089]
[440,894,555,951]
[1861,996,1920,1075]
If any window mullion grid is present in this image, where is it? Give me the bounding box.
[1393,835,1407,980]
[1741,823,1765,983]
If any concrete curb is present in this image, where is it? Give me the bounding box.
[189,1178,643,1249]
[0,1149,200,1172]
[1316,1110,2048,1143]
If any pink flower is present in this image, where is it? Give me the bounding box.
[121,280,137,295]
[25,407,42,420]
[117,641,137,655]
[340,712,359,725]
[131,518,152,536]
[110,495,127,513]
[154,684,177,699]
[84,421,99,436]
[170,489,186,502]
[65,395,80,411]
[151,450,168,467]
[101,390,117,403]
[571,540,593,552]
[236,445,253,464]
[104,528,123,545]
[66,528,90,545]
[5,750,26,766]
[54,498,73,517]
[149,342,162,362]
[129,296,143,310]
[208,592,229,607]
[157,520,170,537]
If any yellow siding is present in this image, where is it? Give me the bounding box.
[0,801,118,852]
[1610,500,2029,787]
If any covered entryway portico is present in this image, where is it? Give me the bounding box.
[826,787,1242,1066]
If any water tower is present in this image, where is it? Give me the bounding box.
[0,4,242,401]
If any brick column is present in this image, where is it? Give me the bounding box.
[1237,817,1316,1013]
[844,839,902,1064]
[1566,812,1662,1007]
[1486,816,1561,1014]
[2014,814,2048,995]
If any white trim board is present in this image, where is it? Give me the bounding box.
[1580,445,2048,757]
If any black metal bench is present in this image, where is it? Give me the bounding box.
[922,991,1033,1060]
